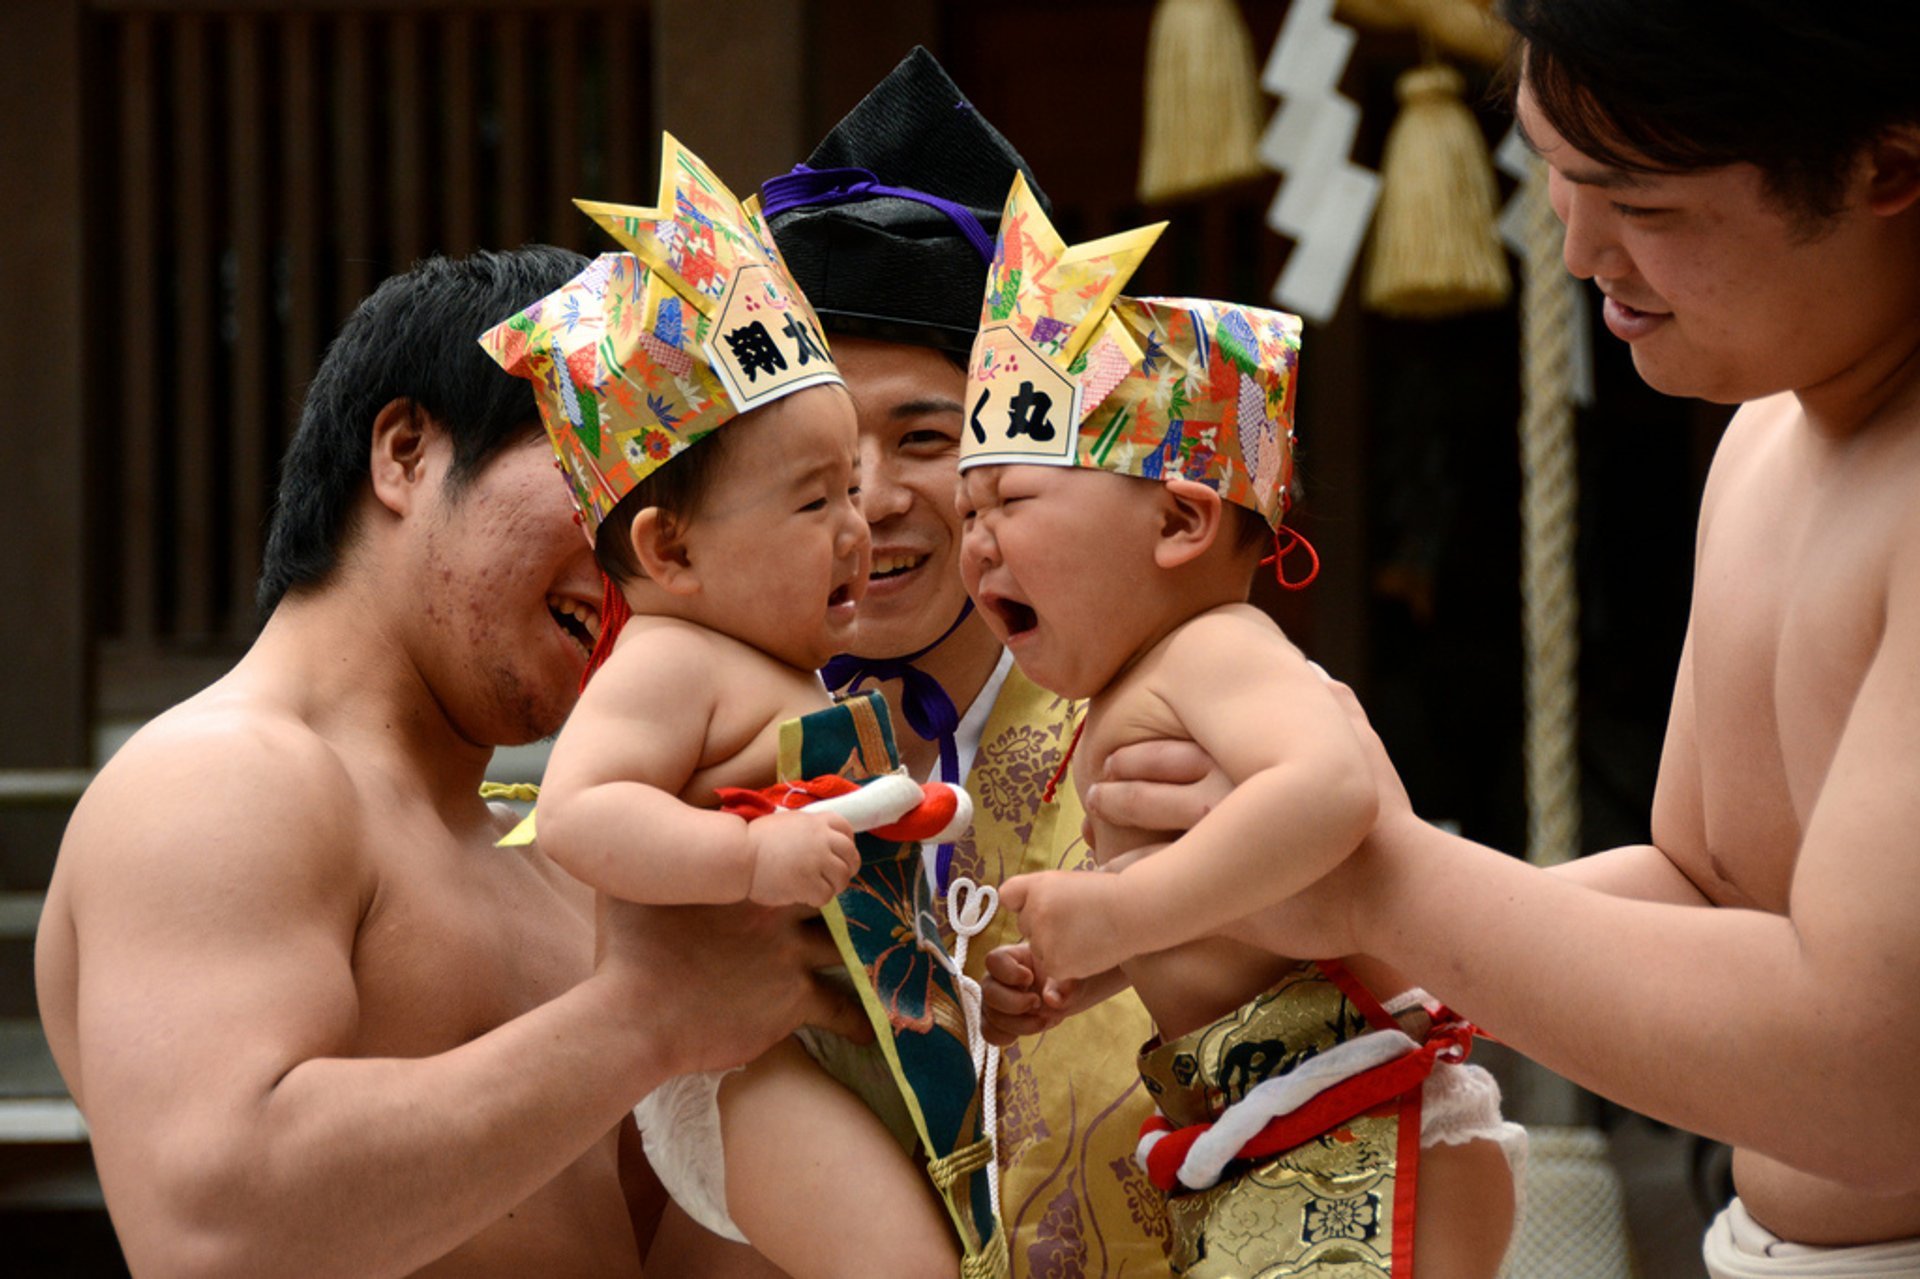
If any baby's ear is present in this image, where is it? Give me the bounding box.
[1154,478,1223,569]
[630,507,699,595]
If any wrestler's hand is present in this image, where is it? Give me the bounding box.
[1084,739,1232,837]
[597,897,870,1079]
[999,869,1134,982]
[745,811,860,908]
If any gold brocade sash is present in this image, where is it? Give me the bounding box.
[1137,964,1418,1279]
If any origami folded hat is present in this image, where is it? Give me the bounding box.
[960,173,1304,530]
[760,46,1051,355]
[480,133,842,543]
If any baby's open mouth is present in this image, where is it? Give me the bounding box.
[548,595,599,653]
[990,596,1037,638]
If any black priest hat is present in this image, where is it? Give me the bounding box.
[761,46,1053,355]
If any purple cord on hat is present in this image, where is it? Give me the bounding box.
[761,165,995,265]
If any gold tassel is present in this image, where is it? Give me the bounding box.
[1137,0,1266,203]
[1362,61,1511,318]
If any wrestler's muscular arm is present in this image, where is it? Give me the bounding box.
[42,724,856,1279]
[1004,610,1377,981]
[538,624,857,908]
[1245,542,1920,1193]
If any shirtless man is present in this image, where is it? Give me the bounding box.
[1100,3,1920,1271]
[34,246,861,1278]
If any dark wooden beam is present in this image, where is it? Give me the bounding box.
[650,0,805,197]
[0,0,89,766]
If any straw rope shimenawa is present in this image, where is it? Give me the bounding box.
[1509,153,1581,869]
[1338,0,1512,66]
[1138,0,1267,202]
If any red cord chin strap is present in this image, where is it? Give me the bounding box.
[1262,524,1321,591]
[580,571,632,691]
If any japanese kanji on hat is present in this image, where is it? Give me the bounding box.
[761,46,1053,355]
[479,133,841,542]
[960,172,1305,530]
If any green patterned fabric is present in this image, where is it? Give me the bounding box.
[779,690,1004,1273]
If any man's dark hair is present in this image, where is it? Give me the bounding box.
[256,245,589,614]
[1503,1,1920,223]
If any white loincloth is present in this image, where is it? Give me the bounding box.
[1704,1197,1920,1278]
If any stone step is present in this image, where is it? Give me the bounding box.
[0,771,91,806]
[0,892,37,937]
[0,1019,82,1140]
[0,1017,72,1101]
[0,770,87,894]
[0,892,39,1019]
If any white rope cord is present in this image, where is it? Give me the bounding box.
[1136,1028,1424,1190]
[1512,155,1582,867]
[932,877,1004,1224]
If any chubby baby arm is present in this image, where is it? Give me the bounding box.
[538,633,857,908]
[742,810,859,907]
[1076,610,1378,959]
[997,870,1135,982]
[544,774,855,908]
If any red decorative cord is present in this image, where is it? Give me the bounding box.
[1041,715,1087,804]
[579,572,631,691]
[1262,524,1321,591]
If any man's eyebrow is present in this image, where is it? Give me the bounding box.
[891,397,964,418]
[1515,114,1658,190]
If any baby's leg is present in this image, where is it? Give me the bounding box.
[1413,1137,1517,1279]
[719,1036,958,1279]
[645,1201,793,1278]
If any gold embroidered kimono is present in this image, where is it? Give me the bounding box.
[950,666,1172,1277]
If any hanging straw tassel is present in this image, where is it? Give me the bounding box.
[1362,61,1511,317]
[1138,0,1266,203]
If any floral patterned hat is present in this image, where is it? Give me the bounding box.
[480,133,843,543]
[960,171,1305,531]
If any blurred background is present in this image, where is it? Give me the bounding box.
[0,0,1735,1273]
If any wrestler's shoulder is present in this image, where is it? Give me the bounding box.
[65,682,362,886]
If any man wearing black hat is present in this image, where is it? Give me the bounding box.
[756,48,1173,1279]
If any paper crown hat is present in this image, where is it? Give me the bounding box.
[760,46,1053,355]
[960,172,1304,529]
[479,133,842,542]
